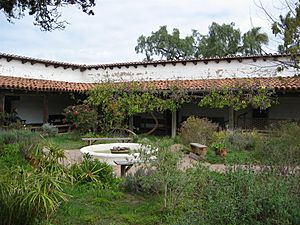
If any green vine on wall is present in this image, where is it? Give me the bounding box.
[85,82,190,132]
[85,80,278,133]
[199,86,277,111]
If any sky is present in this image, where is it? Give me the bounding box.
[0,0,291,64]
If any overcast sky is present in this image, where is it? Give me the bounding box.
[0,0,290,64]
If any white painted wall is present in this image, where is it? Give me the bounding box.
[0,58,86,83]
[17,95,44,124]
[0,56,297,83]
[9,93,73,124]
[88,58,297,83]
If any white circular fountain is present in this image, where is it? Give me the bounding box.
[80,143,145,165]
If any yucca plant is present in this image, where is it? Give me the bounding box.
[69,154,117,186]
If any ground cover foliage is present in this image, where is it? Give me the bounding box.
[0,129,119,225]
[0,123,299,224]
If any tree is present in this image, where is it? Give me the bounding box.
[198,22,241,57]
[256,0,300,70]
[271,1,300,55]
[135,26,199,61]
[135,22,269,60]
[241,27,269,55]
[0,0,96,31]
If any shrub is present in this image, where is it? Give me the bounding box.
[0,129,42,160]
[134,138,195,210]
[64,104,98,134]
[122,168,155,193]
[0,144,27,167]
[178,116,218,145]
[42,123,58,137]
[0,166,69,225]
[0,112,24,129]
[69,154,118,187]
[225,129,258,151]
[254,122,300,170]
[171,166,300,225]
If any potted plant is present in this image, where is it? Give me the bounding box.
[210,142,228,156]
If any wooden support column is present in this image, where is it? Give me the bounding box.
[171,110,177,138]
[129,116,134,131]
[228,107,235,130]
[43,94,49,124]
[0,94,4,113]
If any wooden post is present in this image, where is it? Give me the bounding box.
[229,107,235,130]
[43,94,49,124]
[171,110,177,138]
[120,165,126,177]
[0,93,4,113]
[129,116,134,131]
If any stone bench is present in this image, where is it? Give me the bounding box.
[190,143,208,157]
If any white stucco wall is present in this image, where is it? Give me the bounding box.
[0,56,297,83]
[87,58,297,83]
[8,93,73,124]
[17,95,44,124]
[0,58,86,83]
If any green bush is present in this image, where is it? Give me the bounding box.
[0,129,41,153]
[0,112,24,129]
[0,144,27,167]
[42,123,58,137]
[178,116,218,145]
[225,129,258,151]
[122,168,158,194]
[177,167,300,225]
[64,104,98,134]
[0,165,69,225]
[254,122,300,170]
[69,154,118,187]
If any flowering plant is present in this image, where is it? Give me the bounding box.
[64,104,97,133]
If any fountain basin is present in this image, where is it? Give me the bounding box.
[80,143,144,165]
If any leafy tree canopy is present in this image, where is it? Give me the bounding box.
[241,27,269,55]
[135,22,269,60]
[0,0,96,31]
[135,26,198,60]
[271,0,300,55]
[199,22,241,57]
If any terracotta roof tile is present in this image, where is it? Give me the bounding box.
[133,77,300,91]
[1,75,300,93]
[0,76,94,92]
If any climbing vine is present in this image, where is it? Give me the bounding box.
[85,82,189,132]
[198,86,277,111]
[85,80,278,133]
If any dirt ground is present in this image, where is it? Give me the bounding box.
[62,149,226,177]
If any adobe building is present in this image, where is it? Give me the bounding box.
[0,52,299,136]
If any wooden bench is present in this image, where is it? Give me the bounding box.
[114,160,142,177]
[55,124,70,133]
[81,137,133,146]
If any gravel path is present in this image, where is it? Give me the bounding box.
[62,149,299,177]
[62,149,225,176]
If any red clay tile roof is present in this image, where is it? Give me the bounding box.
[0,76,94,92]
[139,76,300,91]
[0,75,300,92]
